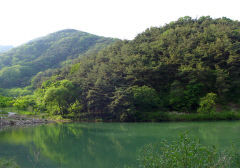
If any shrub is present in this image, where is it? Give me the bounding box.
[197,92,217,115]
[0,158,19,168]
[138,133,240,168]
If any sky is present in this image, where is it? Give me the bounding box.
[0,0,239,46]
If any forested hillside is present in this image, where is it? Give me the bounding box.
[1,16,240,121]
[0,29,116,88]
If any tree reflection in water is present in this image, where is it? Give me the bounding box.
[0,122,240,168]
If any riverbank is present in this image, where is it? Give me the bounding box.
[136,111,240,122]
[1,108,240,124]
[60,110,240,122]
[0,112,54,129]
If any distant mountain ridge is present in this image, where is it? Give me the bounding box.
[0,29,117,88]
[0,45,13,53]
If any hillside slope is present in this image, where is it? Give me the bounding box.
[32,16,240,121]
[0,29,116,88]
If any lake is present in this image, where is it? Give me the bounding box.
[0,121,240,168]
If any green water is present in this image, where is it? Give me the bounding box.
[0,121,240,168]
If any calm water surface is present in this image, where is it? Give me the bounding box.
[0,121,240,168]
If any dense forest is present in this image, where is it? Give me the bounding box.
[0,29,116,88]
[1,16,240,121]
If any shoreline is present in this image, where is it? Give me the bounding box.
[1,111,240,129]
[0,113,54,129]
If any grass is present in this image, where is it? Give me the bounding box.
[136,110,240,122]
[166,111,240,121]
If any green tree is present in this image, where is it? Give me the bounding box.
[68,100,83,117]
[169,81,203,112]
[131,85,160,111]
[43,80,76,115]
[197,93,217,115]
[0,96,13,109]
[108,87,136,121]
[12,95,36,112]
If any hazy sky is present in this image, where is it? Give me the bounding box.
[0,0,239,46]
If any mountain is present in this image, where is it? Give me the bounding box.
[0,29,116,88]
[32,16,240,121]
[2,16,240,121]
[0,45,13,53]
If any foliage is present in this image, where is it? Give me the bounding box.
[13,95,36,112]
[169,82,203,112]
[0,87,32,97]
[68,100,83,117]
[0,96,13,108]
[131,85,161,111]
[108,87,136,121]
[197,93,217,115]
[0,29,116,88]
[40,80,79,115]
[50,16,240,120]
[138,133,240,168]
[0,158,19,168]
[2,16,240,121]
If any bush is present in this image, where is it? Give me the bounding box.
[197,93,217,115]
[138,133,240,168]
[0,158,19,168]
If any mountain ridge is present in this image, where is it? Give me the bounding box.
[0,29,117,88]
